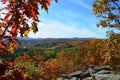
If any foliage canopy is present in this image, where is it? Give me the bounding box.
[93,0,120,28]
[0,0,57,53]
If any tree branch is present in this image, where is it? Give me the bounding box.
[0,15,13,40]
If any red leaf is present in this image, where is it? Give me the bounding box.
[47,0,51,6]
[0,77,7,80]
[10,26,17,37]
[0,63,7,76]
[13,70,24,80]
[0,42,6,49]
[2,0,6,4]
[4,13,11,20]
[6,4,12,10]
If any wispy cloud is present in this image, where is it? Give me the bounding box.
[60,9,80,18]
[71,0,91,10]
[29,19,96,38]
[49,9,80,22]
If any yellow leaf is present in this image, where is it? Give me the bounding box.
[24,30,29,37]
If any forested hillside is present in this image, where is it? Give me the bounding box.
[0,0,120,79]
[1,38,92,60]
[1,32,120,79]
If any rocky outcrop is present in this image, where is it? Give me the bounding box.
[57,65,120,80]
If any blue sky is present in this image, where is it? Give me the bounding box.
[2,0,110,38]
[29,0,109,38]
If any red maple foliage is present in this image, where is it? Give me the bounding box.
[0,0,57,53]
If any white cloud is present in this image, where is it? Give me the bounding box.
[29,19,96,38]
[71,0,91,10]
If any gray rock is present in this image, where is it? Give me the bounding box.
[83,77,95,80]
[69,71,82,77]
[87,67,96,74]
[61,74,71,79]
[57,77,64,80]
[90,65,111,71]
[99,66,111,70]
[71,77,78,80]
[92,74,120,80]
[57,77,71,80]
[58,66,120,80]
[113,65,120,74]
[81,70,91,79]
[96,70,110,74]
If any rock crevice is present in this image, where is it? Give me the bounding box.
[57,65,120,80]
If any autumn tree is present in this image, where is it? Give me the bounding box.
[0,0,57,53]
[92,0,120,28]
[103,30,120,67]
[93,0,120,67]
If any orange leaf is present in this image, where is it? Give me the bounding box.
[0,29,3,33]
[7,62,14,67]
[89,56,95,64]
[0,42,6,49]
[8,41,17,53]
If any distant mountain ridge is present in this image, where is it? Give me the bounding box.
[18,37,93,47]
[18,37,93,41]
